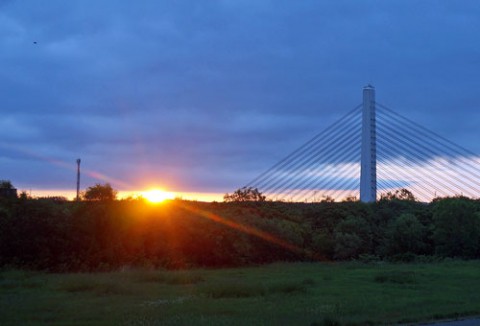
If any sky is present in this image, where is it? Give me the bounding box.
[1,0,480,200]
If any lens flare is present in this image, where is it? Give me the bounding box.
[142,189,175,203]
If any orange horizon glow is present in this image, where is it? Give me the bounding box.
[141,189,175,203]
[22,188,225,202]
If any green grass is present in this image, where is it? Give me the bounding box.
[1,261,480,325]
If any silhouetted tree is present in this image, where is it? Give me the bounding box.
[342,195,358,202]
[0,180,17,199]
[0,180,13,189]
[320,196,335,203]
[224,187,266,202]
[83,183,117,201]
[380,188,416,201]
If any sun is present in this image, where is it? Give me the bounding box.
[142,189,175,203]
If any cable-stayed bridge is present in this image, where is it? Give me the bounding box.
[244,85,480,203]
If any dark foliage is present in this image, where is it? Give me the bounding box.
[224,187,266,202]
[0,195,479,271]
[432,197,480,258]
[0,180,17,199]
[83,183,117,201]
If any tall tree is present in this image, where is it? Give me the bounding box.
[83,183,118,201]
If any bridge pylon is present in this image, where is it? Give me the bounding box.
[360,85,377,202]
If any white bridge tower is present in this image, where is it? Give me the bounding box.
[360,85,377,202]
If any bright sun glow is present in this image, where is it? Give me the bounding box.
[142,189,175,203]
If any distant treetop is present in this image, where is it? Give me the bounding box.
[0,180,14,189]
[0,180,17,199]
[380,188,416,201]
[224,187,266,202]
[83,183,118,201]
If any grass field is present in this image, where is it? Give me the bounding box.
[1,261,480,325]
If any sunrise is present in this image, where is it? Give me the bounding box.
[141,189,175,203]
[2,1,480,325]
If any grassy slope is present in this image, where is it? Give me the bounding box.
[1,261,480,326]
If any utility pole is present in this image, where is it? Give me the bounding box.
[76,158,81,201]
[360,85,377,202]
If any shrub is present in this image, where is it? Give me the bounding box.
[433,198,480,258]
[334,216,372,260]
[385,213,426,256]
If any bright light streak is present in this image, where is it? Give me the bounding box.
[142,189,175,203]
[174,201,326,260]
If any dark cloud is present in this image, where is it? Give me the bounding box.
[1,0,480,195]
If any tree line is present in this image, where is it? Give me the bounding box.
[0,183,480,271]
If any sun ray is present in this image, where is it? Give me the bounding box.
[174,201,326,260]
[142,189,175,203]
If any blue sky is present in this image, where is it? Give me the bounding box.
[1,0,480,197]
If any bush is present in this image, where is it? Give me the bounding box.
[385,213,426,256]
[334,216,372,260]
[432,198,480,258]
[387,253,417,263]
[358,254,381,263]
